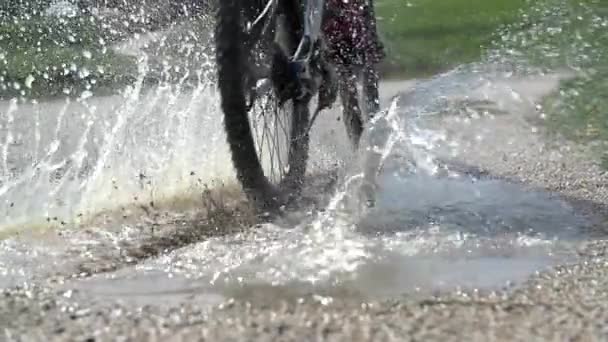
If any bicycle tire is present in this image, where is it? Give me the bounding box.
[215,0,311,209]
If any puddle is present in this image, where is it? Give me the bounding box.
[69,161,585,306]
[70,170,581,306]
[358,174,585,240]
[3,67,592,307]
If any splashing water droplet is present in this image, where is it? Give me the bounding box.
[25,75,35,89]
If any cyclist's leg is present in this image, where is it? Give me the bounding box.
[338,65,364,148]
[317,50,339,112]
[363,61,380,116]
[362,0,384,117]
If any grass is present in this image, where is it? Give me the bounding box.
[139,16,216,86]
[374,0,608,167]
[0,0,534,98]
[374,0,608,168]
[0,12,219,99]
[0,0,603,139]
[0,15,137,99]
[514,0,608,166]
[544,69,608,138]
[375,0,529,77]
[544,68,608,167]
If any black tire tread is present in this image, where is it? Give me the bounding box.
[215,0,310,209]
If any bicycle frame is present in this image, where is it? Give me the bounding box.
[252,0,325,61]
[294,0,325,61]
[246,0,328,104]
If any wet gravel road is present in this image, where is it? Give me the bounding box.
[3,246,608,341]
[3,72,608,341]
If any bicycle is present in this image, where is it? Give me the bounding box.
[215,0,381,210]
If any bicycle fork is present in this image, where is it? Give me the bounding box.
[294,0,324,62]
[267,0,333,108]
[286,0,326,100]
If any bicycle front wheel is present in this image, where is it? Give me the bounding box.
[215,0,310,209]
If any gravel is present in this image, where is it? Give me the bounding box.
[3,73,608,341]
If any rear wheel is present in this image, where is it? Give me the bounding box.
[215,0,310,209]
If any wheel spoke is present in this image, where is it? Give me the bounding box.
[248,88,292,184]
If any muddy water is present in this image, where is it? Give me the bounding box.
[0,68,586,308]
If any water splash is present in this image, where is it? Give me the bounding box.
[66,72,588,302]
[0,23,224,232]
[0,0,602,302]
